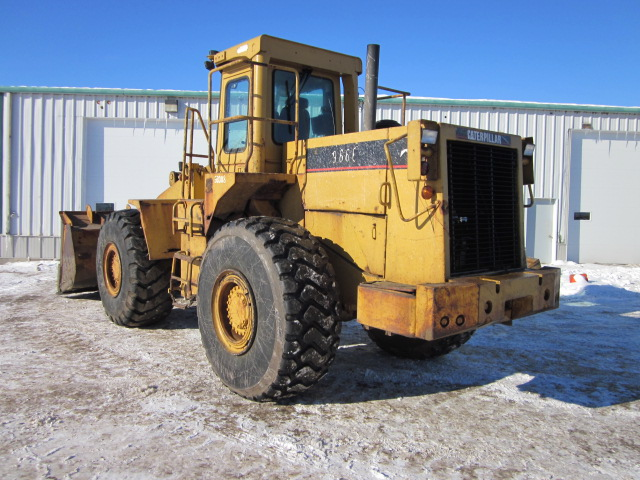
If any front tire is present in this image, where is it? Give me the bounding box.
[366,328,474,359]
[96,210,172,327]
[197,217,341,401]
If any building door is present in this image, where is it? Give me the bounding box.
[568,130,640,263]
[84,118,209,211]
[526,198,556,264]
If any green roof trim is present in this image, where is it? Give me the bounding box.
[1,86,639,114]
[376,96,640,114]
[0,86,213,98]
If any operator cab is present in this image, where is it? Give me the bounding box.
[205,35,362,174]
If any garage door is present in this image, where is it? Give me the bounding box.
[85,119,210,211]
[568,130,640,263]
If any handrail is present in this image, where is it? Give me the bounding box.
[207,60,302,173]
[171,199,204,236]
[188,202,204,236]
[209,114,298,173]
[182,107,215,198]
[207,58,270,132]
[171,200,188,234]
[209,115,296,126]
[378,85,410,126]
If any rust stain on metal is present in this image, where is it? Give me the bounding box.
[357,283,415,337]
[357,268,560,342]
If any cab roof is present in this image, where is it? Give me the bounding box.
[211,35,363,77]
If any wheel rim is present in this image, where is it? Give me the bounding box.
[103,243,122,297]
[212,270,256,355]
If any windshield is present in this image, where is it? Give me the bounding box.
[273,69,335,144]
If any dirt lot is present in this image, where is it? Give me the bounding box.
[1,261,638,479]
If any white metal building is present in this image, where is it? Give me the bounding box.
[2,86,640,264]
[0,87,211,260]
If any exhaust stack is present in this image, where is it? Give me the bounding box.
[363,44,380,131]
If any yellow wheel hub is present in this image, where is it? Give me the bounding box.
[103,243,122,297]
[213,272,255,355]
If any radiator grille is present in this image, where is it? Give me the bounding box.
[447,140,522,276]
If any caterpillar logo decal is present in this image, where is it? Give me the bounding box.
[456,127,512,146]
[307,138,408,172]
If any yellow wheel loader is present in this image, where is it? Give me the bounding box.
[58,35,560,401]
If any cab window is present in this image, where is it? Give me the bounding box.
[273,70,335,144]
[223,77,249,153]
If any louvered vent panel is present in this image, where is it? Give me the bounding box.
[447,141,522,276]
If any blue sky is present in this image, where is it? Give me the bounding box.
[1,0,639,106]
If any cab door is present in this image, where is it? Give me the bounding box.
[216,73,251,173]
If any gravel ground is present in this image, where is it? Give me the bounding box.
[0,261,638,479]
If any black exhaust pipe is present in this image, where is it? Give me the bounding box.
[363,44,380,131]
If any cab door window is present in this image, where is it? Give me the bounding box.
[223,77,249,153]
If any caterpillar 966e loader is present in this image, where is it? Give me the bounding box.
[58,35,560,401]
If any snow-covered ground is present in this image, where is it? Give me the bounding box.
[0,261,638,479]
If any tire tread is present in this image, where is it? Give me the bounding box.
[215,217,341,401]
[98,210,172,327]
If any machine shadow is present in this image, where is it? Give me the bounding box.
[60,277,640,408]
[296,284,640,408]
[152,307,199,330]
[61,290,101,301]
[61,289,199,330]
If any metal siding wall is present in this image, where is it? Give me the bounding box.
[371,100,640,261]
[3,90,640,260]
[2,91,212,259]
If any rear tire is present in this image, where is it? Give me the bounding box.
[366,328,474,359]
[96,210,172,327]
[197,217,341,401]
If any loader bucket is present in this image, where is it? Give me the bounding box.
[57,208,110,293]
